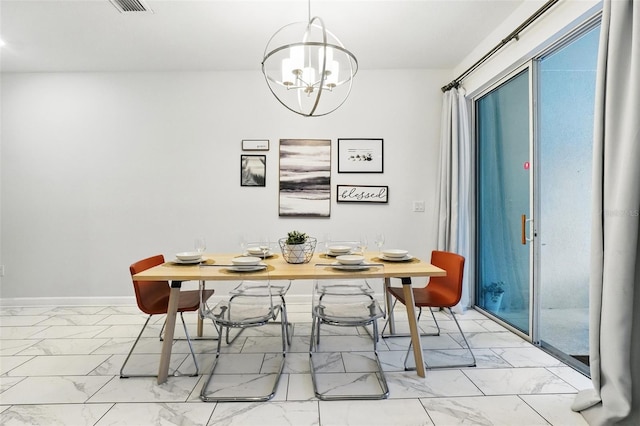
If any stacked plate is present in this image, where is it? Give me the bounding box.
[380,249,412,261]
[327,245,352,256]
[229,256,267,272]
[332,254,369,270]
[174,251,204,264]
[246,246,273,258]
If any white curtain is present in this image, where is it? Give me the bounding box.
[436,87,472,310]
[572,1,640,425]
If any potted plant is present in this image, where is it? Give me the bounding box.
[279,230,317,264]
[286,230,308,245]
[483,281,505,312]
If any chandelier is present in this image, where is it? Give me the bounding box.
[261,1,358,117]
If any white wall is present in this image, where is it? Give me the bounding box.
[0,68,450,304]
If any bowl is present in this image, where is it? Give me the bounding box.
[175,251,202,261]
[328,245,351,254]
[382,249,409,258]
[247,247,265,255]
[231,256,262,266]
[336,255,365,265]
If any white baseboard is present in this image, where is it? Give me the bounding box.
[0,296,137,307]
[0,294,315,307]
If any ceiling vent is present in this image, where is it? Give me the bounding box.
[109,0,153,13]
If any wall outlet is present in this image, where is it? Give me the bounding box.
[413,200,425,212]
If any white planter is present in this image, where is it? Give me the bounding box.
[484,292,504,312]
[279,237,317,264]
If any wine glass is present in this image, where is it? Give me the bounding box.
[359,235,368,255]
[238,233,248,254]
[323,233,332,255]
[194,237,206,254]
[259,236,270,259]
[374,233,385,255]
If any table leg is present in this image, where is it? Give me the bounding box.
[197,280,204,338]
[157,281,182,384]
[384,277,396,335]
[401,277,426,378]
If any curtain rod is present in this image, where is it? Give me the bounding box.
[441,0,560,93]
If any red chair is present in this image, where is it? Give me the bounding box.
[120,254,214,378]
[385,250,476,370]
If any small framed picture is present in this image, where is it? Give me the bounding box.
[338,138,383,173]
[337,185,388,203]
[242,139,270,151]
[241,155,266,187]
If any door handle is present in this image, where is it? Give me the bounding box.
[521,214,533,244]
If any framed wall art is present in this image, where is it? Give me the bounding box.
[337,138,383,173]
[242,139,270,151]
[279,139,331,217]
[337,185,388,203]
[240,155,266,187]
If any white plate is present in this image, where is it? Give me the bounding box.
[331,262,371,271]
[174,257,203,264]
[379,254,413,262]
[326,251,352,257]
[335,254,365,265]
[246,247,269,256]
[175,251,203,261]
[243,251,273,258]
[328,245,352,254]
[231,256,262,266]
[382,249,409,258]
[227,264,267,272]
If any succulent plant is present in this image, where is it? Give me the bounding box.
[285,230,308,245]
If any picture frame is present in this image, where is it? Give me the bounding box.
[242,139,270,151]
[241,155,266,187]
[336,185,388,203]
[337,138,384,173]
[279,139,331,217]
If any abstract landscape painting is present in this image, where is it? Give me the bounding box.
[279,139,331,217]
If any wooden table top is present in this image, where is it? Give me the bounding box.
[132,252,445,282]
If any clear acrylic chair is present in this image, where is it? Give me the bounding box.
[309,263,389,400]
[199,278,287,402]
[223,279,294,346]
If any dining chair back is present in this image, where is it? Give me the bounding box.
[384,250,476,370]
[120,254,214,378]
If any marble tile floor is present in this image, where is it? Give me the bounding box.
[0,303,593,426]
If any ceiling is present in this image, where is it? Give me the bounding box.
[0,0,527,73]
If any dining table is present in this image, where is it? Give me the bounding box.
[132,251,446,384]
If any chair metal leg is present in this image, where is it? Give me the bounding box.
[159,315,219,342]
[403,307,476,370]
[179,312,200,376]
[200,314,287,402]
[280,295,294,346]
[309,316,389,400]
[120,314,153,378]
[381,299,441,338]
[121,313,199,378]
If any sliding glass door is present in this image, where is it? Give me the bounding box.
[474,21,599,373]
[536,24,599,372]
[476,68,532,334]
